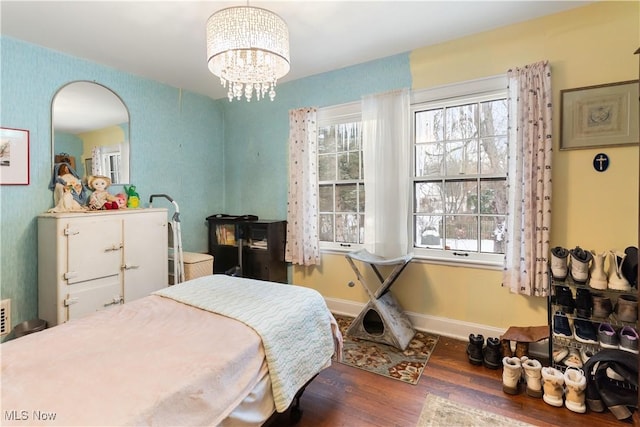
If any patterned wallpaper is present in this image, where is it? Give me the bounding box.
[0,35,411,336]
[0,37,225,334]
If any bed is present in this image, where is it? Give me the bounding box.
[1,274,342,426]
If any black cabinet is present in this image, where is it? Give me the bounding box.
[207,216,287,283]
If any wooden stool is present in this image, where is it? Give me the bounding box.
[345,249,415,351]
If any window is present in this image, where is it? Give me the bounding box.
[317,103,364,250]
[412,77,508,265]
[93,145,122,183]
[316,76,510,265]
[103,151,121,183]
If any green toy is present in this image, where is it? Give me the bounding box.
[124,185,140,208]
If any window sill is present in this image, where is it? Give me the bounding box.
[319,248,503,271]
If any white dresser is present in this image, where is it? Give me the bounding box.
[38,209,168,326]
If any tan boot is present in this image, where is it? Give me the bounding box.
[541,366,564,407]
[564,367,587,413]
[589,250,608,290]
[502,356,522,395]
[608,250,630,291]
[522,358,543,398]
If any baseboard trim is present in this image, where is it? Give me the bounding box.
[325,297,550,358]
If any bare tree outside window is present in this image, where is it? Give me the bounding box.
[318,122,364,246]
[413,98,508,255]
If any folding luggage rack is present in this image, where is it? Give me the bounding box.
[345,249,415,351]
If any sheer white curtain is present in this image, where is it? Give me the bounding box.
[503,61,553,297]
[119,142,130,183]
[362,88,410,258]
[285,107,320,266]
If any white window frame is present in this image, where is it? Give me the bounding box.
[410,75,508,267]
[317,102,365,252]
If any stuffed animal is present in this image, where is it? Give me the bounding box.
[88,175,120,210]
[124,185,140,208]
[114,193,127,209]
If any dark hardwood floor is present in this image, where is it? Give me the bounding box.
[269,336,634,427]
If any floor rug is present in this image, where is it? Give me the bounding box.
[416,394,534,426]
[333,314,438,385]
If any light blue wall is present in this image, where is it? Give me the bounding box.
[0,37,225,331]
[0,34,412,334]
[221,54,412,219]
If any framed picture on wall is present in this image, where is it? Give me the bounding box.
[560,80,639,150]
[0,127,30,185]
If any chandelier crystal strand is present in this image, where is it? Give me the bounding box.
[206,6,290,102]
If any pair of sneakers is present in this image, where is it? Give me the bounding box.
[598,323,639,354]
[553,311,599,344]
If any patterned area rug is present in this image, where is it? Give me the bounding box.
[333,314,438,385]
[416,394,534,426]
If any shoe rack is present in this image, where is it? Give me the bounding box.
[548,272,639,373]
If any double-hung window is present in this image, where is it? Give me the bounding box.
[317,103,364,251]
[316,77,511,266]
[412,76,508,265]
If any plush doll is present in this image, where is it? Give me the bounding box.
[48,162,88,212]
[88,175,120,210]
[114,193,127,209]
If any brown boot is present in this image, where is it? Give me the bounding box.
[515,342,529,359]
[501,339,513,358]
[616,294,638,323]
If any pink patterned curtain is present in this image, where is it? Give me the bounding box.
[502,61,553,297]
[285,107,320,266]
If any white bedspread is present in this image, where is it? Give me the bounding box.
[154,275,338,413]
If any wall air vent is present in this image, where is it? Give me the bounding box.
[0,299,10,336]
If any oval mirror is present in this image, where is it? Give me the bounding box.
[52,81,130,185]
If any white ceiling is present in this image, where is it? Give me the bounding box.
[2,1,594,102]
[6,1,596,133]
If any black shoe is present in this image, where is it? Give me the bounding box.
[574,319,598,344]
[483,337,501,369]
[553,311,573,338]
[466,334,484,365]
[623,246,638,287]
[555,285,575,314]
[575,287,592,318]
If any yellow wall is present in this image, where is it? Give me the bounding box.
[293,1,639,331]
[79,125,125,169]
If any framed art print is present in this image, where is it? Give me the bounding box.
[560,80,639,150]
[0,127,30,185]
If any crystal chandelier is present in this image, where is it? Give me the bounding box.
[206,6,290,102]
